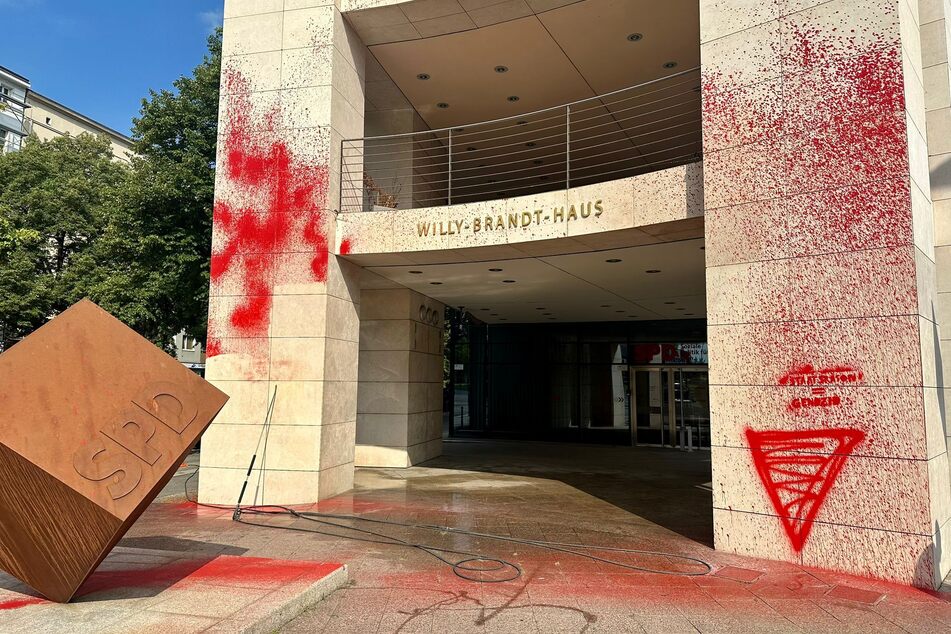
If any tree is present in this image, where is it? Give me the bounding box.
[66,29,221,349]
[0,134,127,348]
[0,30,221,351]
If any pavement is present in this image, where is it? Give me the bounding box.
[3,440,951,632]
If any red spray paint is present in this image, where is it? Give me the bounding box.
[207,70,331,356]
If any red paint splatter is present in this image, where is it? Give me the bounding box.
[0,596,46,610]
[745,428,865,552]
[209,70,330,352]
[778,365,864,387]
[339,238,353,255]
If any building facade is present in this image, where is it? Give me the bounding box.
[200,0,951,589]
[0,65,133,161]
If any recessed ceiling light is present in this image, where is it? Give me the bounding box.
[417,73,430,80]
[430,281,443,285]
[663,61,678,69]
[547,317,556,320]
[489,268,503,272]
[437,102,449,109]
[540,175,548,180]
[499,318,508,321]
[601,305,611,308]
[535,307,545,310]
[517,120,528,125]
[664,301,675,305]
[627,315,637,318]
[490,313,499,316]
[533,159,543,165]
[685,313,695,316]
[676,308,685,311]
[627,33,643,42]
[507,95,520,102]
[409,270,423,274]
[615,310,624,313]
[452,127,464,132]
[467,146,477,151]
[543,312,552,316]
[502,280,516,283]
[525,142,536,147]
[646,269,661,274]
[495,65,509,73]
[488,178,497,183]
[480,308,490,311]
[605,258,622,263]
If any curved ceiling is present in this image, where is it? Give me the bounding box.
[351,0,701,129]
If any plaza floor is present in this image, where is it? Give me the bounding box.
[4,440,951,633]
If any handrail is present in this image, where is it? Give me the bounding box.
[341,68,701,212]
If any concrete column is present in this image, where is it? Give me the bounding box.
[356,289,444,467]
[701,0,951,586]
[199,0,367,505]
[923,1,951,492]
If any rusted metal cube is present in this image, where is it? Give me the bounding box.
[0,300,228,602]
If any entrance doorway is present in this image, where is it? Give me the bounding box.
[631,367,710,448]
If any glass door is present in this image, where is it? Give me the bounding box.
[673,368,711,449]
[631,367,673,445]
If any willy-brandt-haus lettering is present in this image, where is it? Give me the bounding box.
[197,0,951,591]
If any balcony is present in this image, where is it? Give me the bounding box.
[340,67,701,213]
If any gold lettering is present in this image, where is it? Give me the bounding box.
[521,212,532,227]
[594,199,603,217]
[581,202,591,218]
[496,215,504,230]
[417,222,430,237]
[473,217,481,232]
[455,219,463,234]
[534,209,543,224]
[567,205,578,221]
[508,213,518,229]
[485,216,494,230]
[439,222,448,236]
[554,206,564,222]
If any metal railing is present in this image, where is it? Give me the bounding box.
[340,67,701,212]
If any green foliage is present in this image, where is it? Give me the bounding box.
[0,29,221,351]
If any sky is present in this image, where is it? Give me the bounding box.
[1,0,224,136]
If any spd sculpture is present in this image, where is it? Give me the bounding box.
[0,300,228,602]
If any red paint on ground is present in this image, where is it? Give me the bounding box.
[713,566,764,584]
[746,428,865,552]
[0,596,46,610]
[826,583,885,605]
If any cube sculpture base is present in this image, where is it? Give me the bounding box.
[0,300,228,602]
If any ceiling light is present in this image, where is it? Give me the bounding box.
[502,280,516,284]
[437,102,449,109]
[409,270,423,274]
[452,127,464,132]
[685,313,695,316]
[488,178,497,183]
[525,142,536,147]
[480,308,490,311]
[547,317,556,320]
[489,268,502,272]
[467,146,477,151]
[499,318,508,321]
[627,33,643,42]
[430,281,443,285]
[517,120,528,125]
[490,313,499,316]
[417,73,430,80]
[663,61,678,69]
[543,312,552,316]
[495,65,509,73]
[664,301,675,305]
[507,95,520,102]
[646,269,661,273]
[605,258,622,263]
[601,305,611,308]
[676,308,685,311]
[615,310,624,313]
[533,159,543,165]
[540,176,548,180]
[535,307,545,310]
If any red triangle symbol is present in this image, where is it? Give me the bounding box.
[745,428,865,552]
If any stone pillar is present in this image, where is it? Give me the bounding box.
[702,0,951,586]
[355,289,444,467]
[199,0,367,505]
[923,1,951,492]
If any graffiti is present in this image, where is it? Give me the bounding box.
[745,428,864,552]
[207,69,330,356]
[780,364,863,411]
